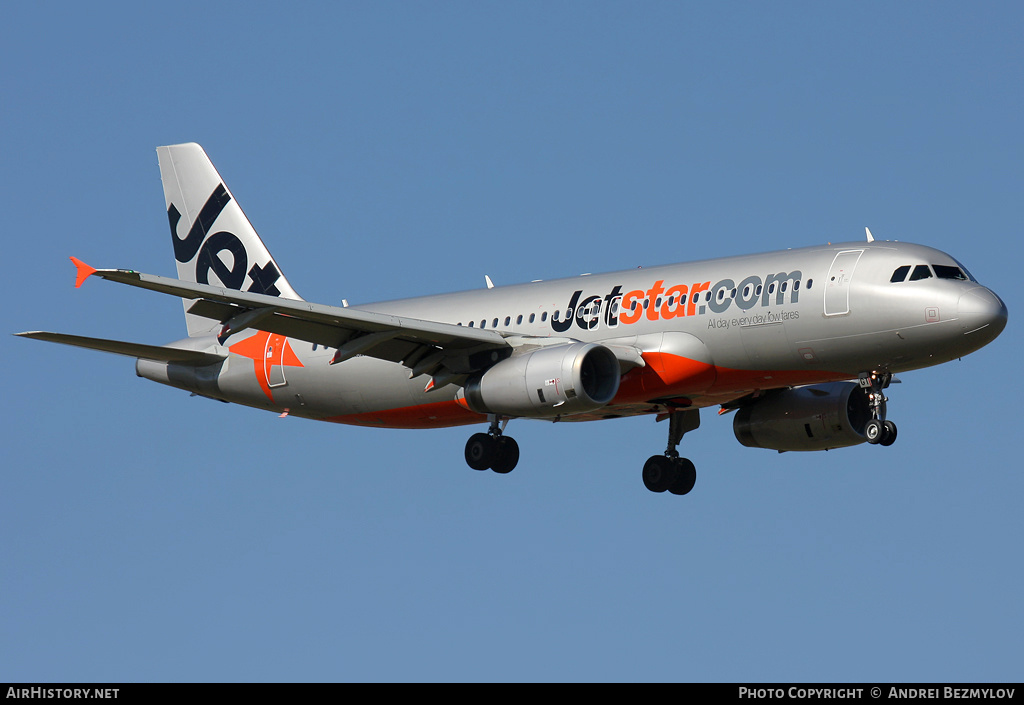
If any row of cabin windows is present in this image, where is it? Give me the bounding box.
[460,312,549,328]
[456,278,813,329]
[890,264,970,283]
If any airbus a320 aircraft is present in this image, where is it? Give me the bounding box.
[18,144,1008,495]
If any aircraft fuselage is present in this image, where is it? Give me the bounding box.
[136,239,1006,429]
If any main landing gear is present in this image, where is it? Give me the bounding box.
[642,408,700,495]
[465,415,520,474]
[860,372,898,447]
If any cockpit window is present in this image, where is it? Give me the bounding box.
[890,265,910,283]
[909,264,933,281]
[933,264,969,281]
[952,257,977,282]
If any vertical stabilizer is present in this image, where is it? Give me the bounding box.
[156,143,303,336]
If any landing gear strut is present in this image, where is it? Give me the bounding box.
[465,415,520,474]
[860,372,898,446]
[643,408,700,495]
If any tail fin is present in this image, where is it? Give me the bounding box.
[156,143,303,336]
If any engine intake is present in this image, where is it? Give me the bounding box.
[733,382,872,451]
[463,342,620,417]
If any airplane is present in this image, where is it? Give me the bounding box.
[17,143,1008,496]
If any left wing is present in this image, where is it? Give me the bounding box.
[72,258,514,382]
[60,258,647,387]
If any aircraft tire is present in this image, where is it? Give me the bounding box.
[880,421,898,446]
[865,419,885,445]
[668,458,697,496]
[465,433,496,471]
[642,455,678,493]
[491,436,520,474]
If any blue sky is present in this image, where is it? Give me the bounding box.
[2,2,1021,682]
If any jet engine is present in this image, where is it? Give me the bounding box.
[462,342,620,417]
[733,382,873,451]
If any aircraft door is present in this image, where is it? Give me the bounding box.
[824,250,863,316]
[265,333,288,387]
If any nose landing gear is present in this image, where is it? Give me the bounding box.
[861,372,898,446]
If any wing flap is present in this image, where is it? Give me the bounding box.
[187,299,346,346]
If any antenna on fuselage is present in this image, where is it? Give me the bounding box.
[865,227,875,243]
[485,275,495,289]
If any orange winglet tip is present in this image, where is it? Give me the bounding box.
[70,257,96,288]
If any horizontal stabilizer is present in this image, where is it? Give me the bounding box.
[15,331,226,365]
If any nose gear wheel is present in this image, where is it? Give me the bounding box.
[860,372,898,446]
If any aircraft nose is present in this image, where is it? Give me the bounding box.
[958,287,1008,340]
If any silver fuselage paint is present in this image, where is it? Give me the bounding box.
[137,240,1007,425]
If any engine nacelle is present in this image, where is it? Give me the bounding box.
[462,342,620,418]
[733,382,873,451]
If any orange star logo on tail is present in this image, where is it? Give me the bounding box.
[229,331,304,402]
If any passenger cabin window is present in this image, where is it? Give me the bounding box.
[909,264,933,281]
[891,265,911,283]
[933,265,968,281]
